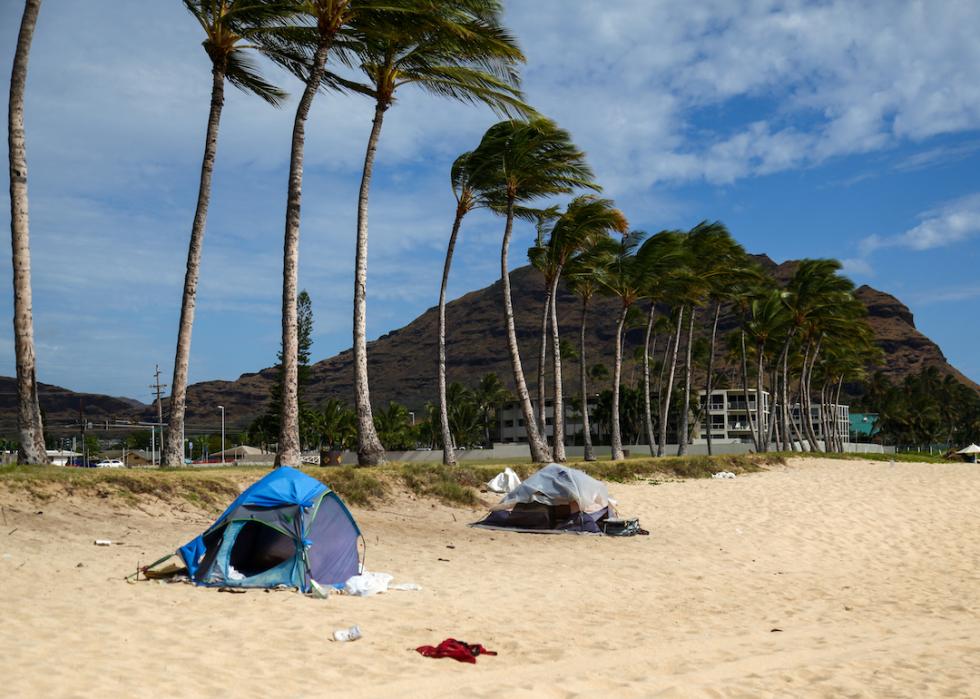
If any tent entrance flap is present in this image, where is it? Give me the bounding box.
[228,520,296,578]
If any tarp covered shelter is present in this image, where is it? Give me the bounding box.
[178,466,362,591]
[473,464,618,534]
[956,443,980,463]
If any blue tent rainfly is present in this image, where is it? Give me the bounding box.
[179,466,363,591]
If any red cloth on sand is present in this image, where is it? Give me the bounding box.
[415,638,497,664]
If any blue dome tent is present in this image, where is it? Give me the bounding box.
[178,467,362,591]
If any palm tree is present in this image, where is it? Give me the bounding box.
[743,287,789,451]
[8,0,47,465]
[258,0,361,468]
[565,238,617,460]
[674,222,745,456]
[436,150,515,465]
[436,152,476,465]
[597,230,646,461]
[162,1,290,467]
[467,118,598,463]
[780,259,857,451]
[331,0,530,466]
[472,372,511,448]
[530,196,627,461]
[373,400,415,450]
[633,231,686,456]
[527,206,561,434]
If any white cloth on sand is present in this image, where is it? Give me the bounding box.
[486,467,522,494]
[711,471,736,479]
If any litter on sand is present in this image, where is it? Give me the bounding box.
[416,638,497,664]
[711,471,736,479]
[343,571,421,596]
[486,467,521,494]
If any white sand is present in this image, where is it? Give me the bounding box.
[2,458,979,698]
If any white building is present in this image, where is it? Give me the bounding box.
[697,388,770,442]
[497,398,597,444]
[696,388,849,446]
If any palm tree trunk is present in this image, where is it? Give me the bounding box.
[549,269,566,462]
[642,304,656,455]
[802,335,824,452]
[276,40,331,468]
[8,0,47,465]
[833,375,845,452]
[579,296,595,461]
[536,281,550,433]
[781,338,792,451]
[610,304,629,460]
[756,343,767,452]
[765,358,781,448]
[677,307,696,456]
[501,198,551,462]
[740,330,758,450]
[658,307,683,456]
[437,203,467,466]
[352,101,389,466]
[704,303,720,455]
[162,65,226,468]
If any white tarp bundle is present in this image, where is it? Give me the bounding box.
[486,467,522,494]
[490,463,615,515]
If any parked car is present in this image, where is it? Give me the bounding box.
[95,459,124,468]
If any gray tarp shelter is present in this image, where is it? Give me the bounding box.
[473,464,619,534]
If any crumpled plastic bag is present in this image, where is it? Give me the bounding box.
[486,467,521,494]
[343,571,394,596]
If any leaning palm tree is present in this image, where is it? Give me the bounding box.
[596,230,646,461]
[467,118,598,463]
[436,150,520,465]
[332,0,530,466]
[535,196,627,461]
[162,1,291,467]
[565,236,617,460]
[674,222,745,456]
[259,0,358,467]
[527,206,561,434]
[634,230,686,456]
[8,0,47,465]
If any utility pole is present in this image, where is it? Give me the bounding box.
[150,364,167,466]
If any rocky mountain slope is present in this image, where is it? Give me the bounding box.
[4,258,975,433]
[175,259,976,428]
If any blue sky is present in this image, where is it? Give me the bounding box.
[1,0,979,405]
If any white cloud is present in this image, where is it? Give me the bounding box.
[860,194,980,254]
[841,258,874,279]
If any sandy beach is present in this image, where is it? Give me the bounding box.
[1,457,978,698]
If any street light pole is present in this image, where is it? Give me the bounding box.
[219,405,225,465]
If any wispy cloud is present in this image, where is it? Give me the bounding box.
[860,193,980,254]
[908,284,980,305]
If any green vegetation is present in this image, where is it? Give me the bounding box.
[1,453,784,511]
[857,367,980,451]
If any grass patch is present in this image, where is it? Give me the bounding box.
[11,449,946,513]
[777,450,951,464]
[398,463,488,506]
[0,464,252,512]
[305,467,387,507]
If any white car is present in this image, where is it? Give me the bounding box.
[95,459,124,468]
